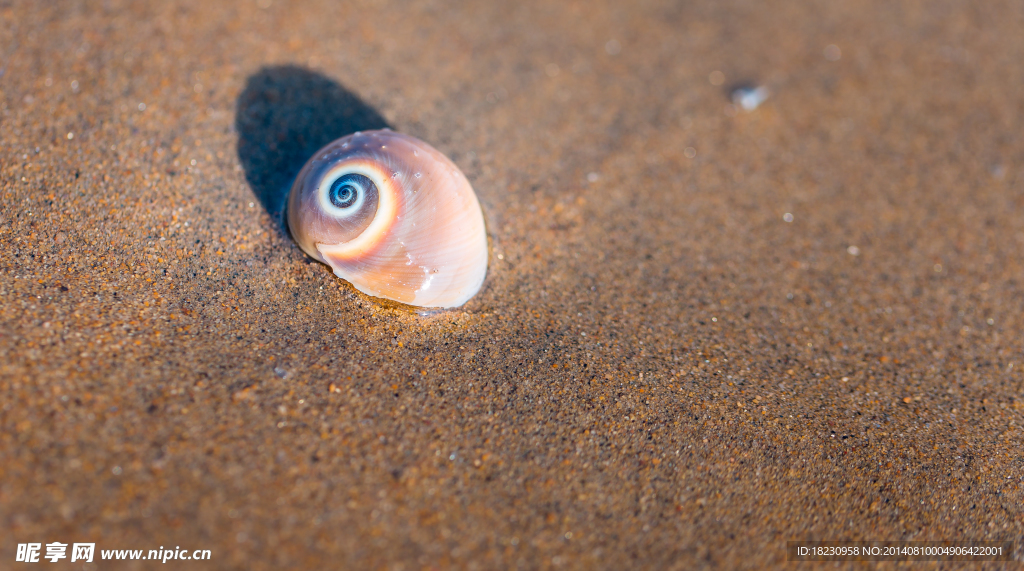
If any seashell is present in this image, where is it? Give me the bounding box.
[287,129,488,308]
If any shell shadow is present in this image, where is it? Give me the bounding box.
[235,66,391,235]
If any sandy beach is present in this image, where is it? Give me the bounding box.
[2,0,1022,568]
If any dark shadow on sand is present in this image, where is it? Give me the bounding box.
[235,66,390,234]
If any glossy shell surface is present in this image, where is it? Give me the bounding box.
[287,130,488,308]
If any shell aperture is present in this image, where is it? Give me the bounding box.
[286,130,488,308]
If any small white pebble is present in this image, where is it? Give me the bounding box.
[732,86,770,111]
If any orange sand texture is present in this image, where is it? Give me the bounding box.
[2,0,1023,568]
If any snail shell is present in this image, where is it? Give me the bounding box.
[286,130,488,308]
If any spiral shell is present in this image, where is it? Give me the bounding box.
[286,130,488,308]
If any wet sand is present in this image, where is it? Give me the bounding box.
[2,0,1023,568]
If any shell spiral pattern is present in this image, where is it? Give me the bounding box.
[287,130,488,308]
